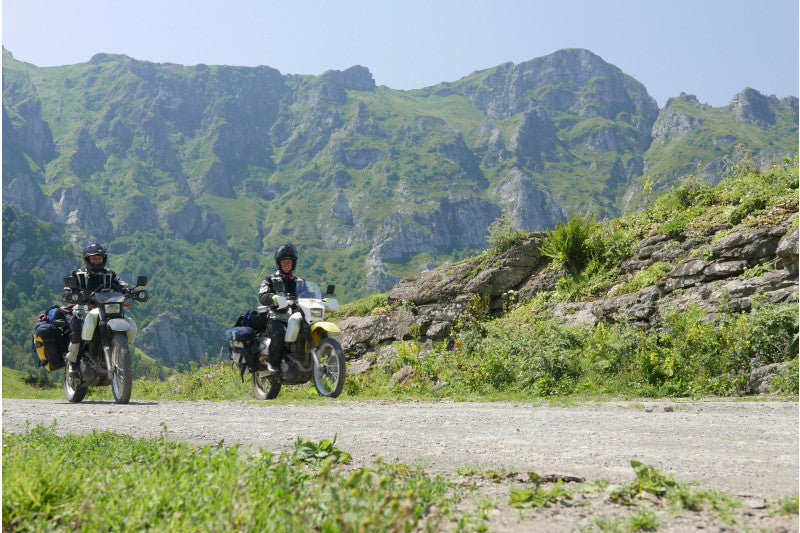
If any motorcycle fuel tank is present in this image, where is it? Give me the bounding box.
[285,312,302,342]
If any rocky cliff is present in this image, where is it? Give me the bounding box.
[337,207,798,382]
[3,47,796,299]
[2,46,797,371]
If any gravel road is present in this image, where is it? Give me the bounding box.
[3,398,797,499]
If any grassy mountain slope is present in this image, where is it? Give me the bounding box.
[2,47,796,373]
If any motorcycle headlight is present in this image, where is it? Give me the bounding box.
[104,303,122,314]
[310,308,323,319]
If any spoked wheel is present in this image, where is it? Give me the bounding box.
[63,365,88,403]
[110,334,132,404]
[313,338,345,398]
[252,372,281,400]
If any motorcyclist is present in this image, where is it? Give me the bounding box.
[258,244,307,373]
[61,243,133,377]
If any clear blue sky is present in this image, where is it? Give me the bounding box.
[3,0,798,108]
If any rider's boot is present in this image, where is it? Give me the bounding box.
[66,342,81,378]
[266,356,280,374]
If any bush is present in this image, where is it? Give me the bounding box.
[486,215,527,253]
[541,212,599,273]
[770,358,799,395]
[447,297,799,399]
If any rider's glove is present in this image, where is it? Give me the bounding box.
[132,289,149,302]
[272,295,280,305]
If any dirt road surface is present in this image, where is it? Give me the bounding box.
[4,398,798,531]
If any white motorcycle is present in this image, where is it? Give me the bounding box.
[229,281,345,400]
[62,275,149,404]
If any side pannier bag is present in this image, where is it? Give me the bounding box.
[226,326,259,368]
[234,310,268,332]
[33,321,68,371]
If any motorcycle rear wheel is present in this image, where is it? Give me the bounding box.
[110,334,132,404]
[63,367,88,403]
[252,372,281,400]
[313,337,345,398]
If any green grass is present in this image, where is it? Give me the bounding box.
[5,425,795,532]
[2,424,461,532]
[2,367,62,399]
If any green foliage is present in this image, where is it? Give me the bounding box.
[145,361,253,401]
[743,262,774,279]
[458,466,516,482]
[609,461,678,504]
[643,155,798,239]
[509,478,572,508]
[292,436,352,465]
[603,461,742,523]
[541,212,599,273]
[3,424,460,532]
[486,215,527,253]
[627,508,661,531]
[770,358,799,395]
[776,494,799,515]
[613,262,672,296]
[329,292,390,319]
[1,367,61,399]
[442,299,799,399]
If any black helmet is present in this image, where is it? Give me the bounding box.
[274,243,298,271]
[83,242,108,271]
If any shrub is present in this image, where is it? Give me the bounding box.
[744,300,799,365]
[770,358,799,395]
[329,292,390,318]
[486,214,527,253]
[541,212,599,273]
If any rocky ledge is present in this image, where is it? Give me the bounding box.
[337,212,798,389]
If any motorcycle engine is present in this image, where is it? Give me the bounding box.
[80,356,100,385]
[280,358,309,385]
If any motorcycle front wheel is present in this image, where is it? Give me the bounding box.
[110,334,132,404]
[252,372,281,400]
[313,337,345,398]
[63,367,88,403]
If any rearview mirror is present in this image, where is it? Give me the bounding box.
[325,284,335,296]
[136,275,148,287]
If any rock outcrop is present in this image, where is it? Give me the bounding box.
[337,213,799,370]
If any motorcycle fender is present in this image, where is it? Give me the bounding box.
[108,318,131,332]
[81,309,100,341]
[311,321,340,346]
[311,321,341,334]
[285,312,302,343]
[124,317,138,343]
[107,317,137,343]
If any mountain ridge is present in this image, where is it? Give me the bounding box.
[2,46,797,369]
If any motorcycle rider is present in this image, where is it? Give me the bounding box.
[258,244,307,373]
[61,243,132,377]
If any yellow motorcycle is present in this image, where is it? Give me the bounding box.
[230,281,345,400]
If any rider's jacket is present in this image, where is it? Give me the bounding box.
[258,270,306,307]
[61,267,130,303]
